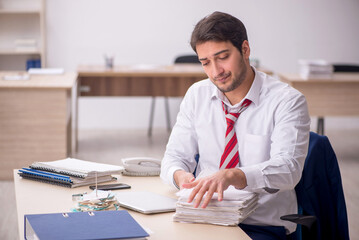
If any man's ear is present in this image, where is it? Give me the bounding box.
[241,40,250,59]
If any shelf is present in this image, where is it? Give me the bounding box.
[0,49,42,55]
[0,0,45,70]
[0,9,41,14]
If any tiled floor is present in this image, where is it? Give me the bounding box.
[1,119,358,239]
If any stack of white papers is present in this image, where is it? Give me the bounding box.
[298,59,333,80]
[173,186,258,226]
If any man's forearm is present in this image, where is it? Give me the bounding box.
[174,170,195,189]
[227,168,247,190]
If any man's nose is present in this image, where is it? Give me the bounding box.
[212,62,224,77]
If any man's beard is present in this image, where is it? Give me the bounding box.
[214,60,247,93]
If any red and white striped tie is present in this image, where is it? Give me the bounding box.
[220,99,252,169]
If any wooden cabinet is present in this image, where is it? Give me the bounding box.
[0,72,77,180]
[0,0,46,70]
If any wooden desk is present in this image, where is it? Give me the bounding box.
[0,72,77,180]
[77,64,207,139]
[77,64,207,97]
[279,73,359,134]
[14,171,251,240]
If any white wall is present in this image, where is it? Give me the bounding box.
[46,0,359,129]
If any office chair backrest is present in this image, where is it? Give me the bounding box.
[174,55,200,64]
[295,132,349,240]
[333,64,359,72]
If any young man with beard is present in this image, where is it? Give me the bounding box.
[161,11,310,240]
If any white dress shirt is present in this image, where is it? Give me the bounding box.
[160,68,310,234]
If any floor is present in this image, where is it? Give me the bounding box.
[1,118,358,239]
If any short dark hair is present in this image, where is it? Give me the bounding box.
[190,11,248,54]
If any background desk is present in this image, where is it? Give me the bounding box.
[0,72,77,180]
[279,73,359,134]
[14,171,251,240]
[77,64,208,140]
[77,64,207,97]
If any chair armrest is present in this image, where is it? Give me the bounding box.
[280,214,317,229]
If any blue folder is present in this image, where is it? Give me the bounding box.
[24,210,149,239]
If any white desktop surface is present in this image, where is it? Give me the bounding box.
[14,170,251,240]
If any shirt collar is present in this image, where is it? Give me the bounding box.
[211,66,261,108]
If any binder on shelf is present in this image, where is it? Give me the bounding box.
[26,59,41,70]
[25,210,149,240]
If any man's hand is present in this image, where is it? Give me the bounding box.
[174,170,195,190]
[182,168,247,208]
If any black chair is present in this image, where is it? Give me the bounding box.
[147,54,200,137]
[174,55,200,64]
[281,132,350,240]
[333,64,359,72]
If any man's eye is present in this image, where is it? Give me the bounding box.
[202,62,209,66]
[219,55,228,60]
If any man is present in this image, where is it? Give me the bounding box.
[160,11,310,240]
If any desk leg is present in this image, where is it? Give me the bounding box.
[148,97,171,137]
[317,117,325,135]
[164,97,171,132]
[75,78,79,152]
[148,97,156,137]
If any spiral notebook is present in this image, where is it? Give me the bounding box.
[29,158,124,178]
[18,168,116,188]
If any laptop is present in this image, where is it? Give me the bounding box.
[116,191,177,214]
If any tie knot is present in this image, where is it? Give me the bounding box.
[226,113,240,126]
[222,99,252,127]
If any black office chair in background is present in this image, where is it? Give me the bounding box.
[174,55,200,64]
[281,132,350,240]
[147,54,200,137]
[333,64,359,72]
